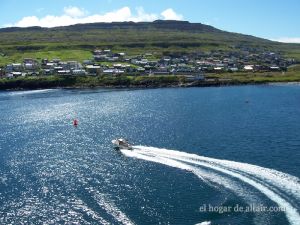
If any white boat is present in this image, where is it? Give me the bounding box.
[112,138,133,150]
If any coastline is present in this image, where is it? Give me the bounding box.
[1,66,300,91]
[1,78,299,92]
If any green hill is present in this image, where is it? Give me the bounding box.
[0,20,300,66]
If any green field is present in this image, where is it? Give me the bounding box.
[207,64,300,83]
[0,49,92,66]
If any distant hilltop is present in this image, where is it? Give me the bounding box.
[0,19,267,44]
[0,19,274,49]
[1,20,220,32]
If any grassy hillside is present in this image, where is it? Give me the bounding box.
[1,20,300,66]
[211,64,300,83]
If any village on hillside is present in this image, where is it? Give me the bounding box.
[0,48,297,81]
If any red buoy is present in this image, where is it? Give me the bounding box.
[73,119,78,126]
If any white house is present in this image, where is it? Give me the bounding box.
[24,63,34,70]
[244,65,254,71]
[103,69,125,74]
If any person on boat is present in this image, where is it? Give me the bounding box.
[73,119,78,126]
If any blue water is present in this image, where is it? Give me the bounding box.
[0,85,299,225]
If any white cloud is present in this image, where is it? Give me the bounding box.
[161,8,183,20]
[13,16,41,27]
[134,7,158,22]
[6,6,183,28]
[272,37,300,43]
[64,6,86,18]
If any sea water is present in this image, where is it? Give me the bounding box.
[0,85,299,224]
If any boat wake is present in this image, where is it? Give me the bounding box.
[121,146,300,225]
[7,89,56,96]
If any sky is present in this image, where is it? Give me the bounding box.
[0,0,299,43]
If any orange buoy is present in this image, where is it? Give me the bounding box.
[73,119,78,126]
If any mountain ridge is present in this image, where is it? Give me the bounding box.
[0,20,219,32]
[0,20,268,43]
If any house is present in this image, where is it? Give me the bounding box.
[93,49,103,55]
[72,69,86,75]
[86,65,101,74]
[148,60,158,66]
[6,73,14,78]
[57,70,71,75]
[26,71,39,76]
[244,65,254,71]
[43,69,53,75]
[110,56,120,61]
[54,66,63,72]
[118,52,126,57]
[229,67,239,72]
[5,64,13,74]
[113,63,124,68]
[59,62,68,69]
[52,58,61,63]
[41,58,49,65]
[133,59,148,66]
[185,74,205,81]
[137,67,146,73]
[214,67,224,72]
[24,63,34,70]
[12,63,23,71]
[153,71,170,75]
[103,69,125,75]
[45,63,56,69]
[94,55,107,61]
[67,61,82,70]
[0,68,4,77]
[11,72,23,77]
[163,57,171,64]
[269,66,281,71]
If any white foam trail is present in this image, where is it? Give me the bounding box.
[122,149,257,200]
[70,197,110,225]
[124,146,300,225]
[136,146,300,200]
[91,189,135,225]
[122,149,201,178]
[174,157,299,225]
[8,89,56,96]
[122,149,235,190]
[122,148,272,225]
[195,221,211,225]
